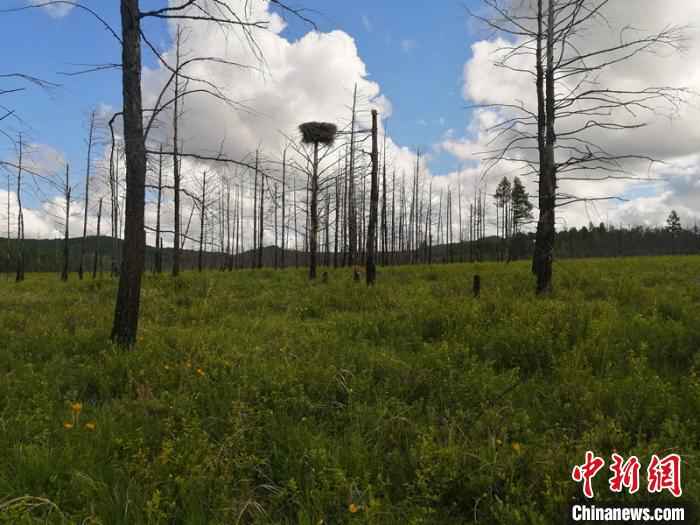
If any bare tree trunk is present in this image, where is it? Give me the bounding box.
[293,185,299,268]
[347,84,358,265]
[334,162,340,268]
[366,110,379,285]
[258,151,264,269]
[93,197,103,278]
[281,147,286,268]
[391,169,395,265]
[381,130,387,265]
[252,153,258,269]
[172,26,183,278]
[154,144,163,273]
[111,0,148,347]
[61,164,71,282]
[198,171,207,272]
[15,135,24,282]
[309,141,319,279]
[274,183,279,269]
[79,111,96,280]
[532,0,556,294]
[6,163,11,280]
[323,191,331,266]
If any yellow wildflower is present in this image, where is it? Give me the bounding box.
[84,421,97,431]
[63,421,74,429]
[511,442,522,454]
[70,402,82,414]
[348,503,359,513]
[196,368,205,377]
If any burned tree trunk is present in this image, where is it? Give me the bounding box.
[79,111,95,280]
[198,171,207,272]
[61,165,71,282]
[111,0,148,347]
[93,197,103,279]
[154,144,163,274]
[15,136,25,283]
[309,141,319,279]
[532,0,556,295]
[366,110,379,286]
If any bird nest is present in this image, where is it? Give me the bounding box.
[299,122,337,145]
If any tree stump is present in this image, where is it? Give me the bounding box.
[473,274,481,298]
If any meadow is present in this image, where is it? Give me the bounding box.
[1,256,700,524]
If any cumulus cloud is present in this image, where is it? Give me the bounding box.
[447,0,700,228]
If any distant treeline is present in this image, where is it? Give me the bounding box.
[1,223,698,276]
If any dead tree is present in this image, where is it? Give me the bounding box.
[93,197,103,278]
[78,110,96,280]
[366,110,379,285]
[15,135,24,282]
[299,121,337,280]
[61,164,71,282]
[154,144,163,273]
[471,0,688,293]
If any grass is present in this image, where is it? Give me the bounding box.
[1,256,700,523]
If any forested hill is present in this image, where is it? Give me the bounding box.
[1,223,698,274]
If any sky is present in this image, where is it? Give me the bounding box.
[1,0,699,242]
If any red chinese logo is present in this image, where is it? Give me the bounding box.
[648,453,682,497]
[572,451,682,498]
[609,453,641,494]
[572,451,606,498]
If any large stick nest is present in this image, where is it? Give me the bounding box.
[299,122,337,145]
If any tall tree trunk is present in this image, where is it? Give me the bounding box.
[111,0,148,347]
[93,197,103,278]
[347,84,358,266]
[155,143,163,273]
[532,0,556,294]
[333,160,341,268]
[366,110,379,285]
[79,111,96,280]
[252,153,258,269]
[172,26,182,278]
[274,183,279,269]
[293,185,299,268]
[391,169,395,265]
[281,147,286,268]
[61,164,71,282]
[198,172,207,272]
[15,135,24,282]
[381,130,387,265]
[258,151,264,269]
[309,141,319,279]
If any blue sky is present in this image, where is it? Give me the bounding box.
[1,1,481,185]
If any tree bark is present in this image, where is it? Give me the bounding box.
[111,0,148,347]
[61,164,71,282]
[366,110,379,285]
[532,0,556,294]
[15,135,25,282]
[309,141,319,279]
[155,143,163,273]
[172,26,182,277]
[79,111,95,280]
[93,197,103,278]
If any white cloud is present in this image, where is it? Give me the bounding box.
[447,0,700,228]
[28,0,74,18]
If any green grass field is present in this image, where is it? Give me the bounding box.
[2,257,700,524]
